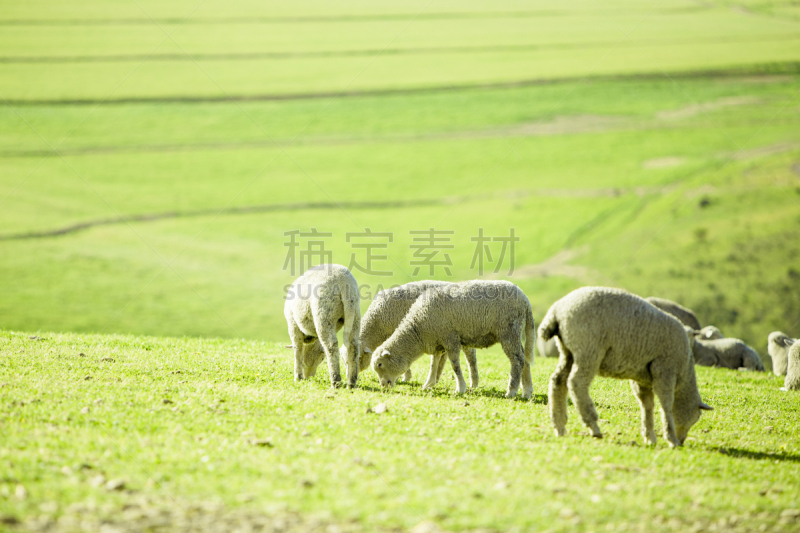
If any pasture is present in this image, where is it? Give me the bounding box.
[1,0,800,530]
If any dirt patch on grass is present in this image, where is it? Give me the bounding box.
[643,156,687,169]
[509,246,595,280]
[656,96,762,120]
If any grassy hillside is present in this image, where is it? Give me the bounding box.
[1,330,799,532]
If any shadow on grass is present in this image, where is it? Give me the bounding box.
[711,446,800,463]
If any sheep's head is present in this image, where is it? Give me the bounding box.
[371,346,406,389]
[674,399,713,445]
[301,340,326,378]
[358,344,373,372]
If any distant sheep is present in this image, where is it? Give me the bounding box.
[784,342,800,391]
[541,287,712,448]
[371,280,534,398]
[697,325,724,340]
[284,264,361,388]
[359,281,478,390]
[768,331,796,376]
[645,297,702,330]
[685,329,764,372]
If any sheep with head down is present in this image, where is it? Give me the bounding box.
[371,280,535,398]
[359,281,479,390]
[540,287,712,448]
[645,296,702,330]
[283,264,361,388]
[784,342,800,391]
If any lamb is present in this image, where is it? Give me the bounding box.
[768,331,796,376]
[540,287,712,448]
[645,297,702,330]
[784,342,800,391]
[537,336,559,358]
[685,329,764,371]
[283,264,361,388]
[371,280,535,398]
[359,281,479,390]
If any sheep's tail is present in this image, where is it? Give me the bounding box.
[538,305,560,344]
[524,302,535,364]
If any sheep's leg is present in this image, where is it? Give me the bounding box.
[422,352,442,390]
[436,351,448,381]
[463,348,479,389]
[316,324,341,388]
[288,323,306,381]
[567,361,602,438]
[650,372,680,447]
[342,313,360,389]
[520,360,533,400]
[630,381,657,445]
[445,342,467,395]
[549,341,573,437]
[500,337,526,398]
[401,369,412,382]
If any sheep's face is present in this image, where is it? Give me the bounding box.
[301,341,326,378]
[674,401,713,445]
[371,347,406,389]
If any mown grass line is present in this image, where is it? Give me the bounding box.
[3,35,793,64]
[6,62,800,106]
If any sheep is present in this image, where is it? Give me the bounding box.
[371,280,535,398]
[768,331,796,376]
[540,287,712,448]
[784,342,800,391]
[359,281,479,390]
[697,325,724,340]
[536,336,559,358]
[645,297,702,330]
[685,329,765,371]
[283,264,361,388]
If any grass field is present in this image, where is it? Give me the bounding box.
[2,331,799,532]
[2,0,800,530]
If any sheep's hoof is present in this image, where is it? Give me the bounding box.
[504,390,517,399]
[521,390,533,400]
[554,428,566,437]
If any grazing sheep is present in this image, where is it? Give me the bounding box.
[645,297,702,330]
[371,280,535,398]
[685,328,764,371]
[359,281,479,390]
[536,336,559,358]
[541,287,712,448]
[768,331,796,376]
[784,342,800,391]
[283,264,361,388]
[697,325,724,340]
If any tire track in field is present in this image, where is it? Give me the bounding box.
[0,180,755,241]
[0,6,709,26]
[4,62,799,107]
[1,34,791,64]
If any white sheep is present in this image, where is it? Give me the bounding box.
[645,296,702,330]
[540,287,712,448]
[359,281,479,390]
[283,264,361,388]
[371,280,535,398]
[768,331,796,376]
[784,342,800,391]
[685,330,764,372]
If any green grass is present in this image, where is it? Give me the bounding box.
[1,330,799,531]
[2,2,800,529]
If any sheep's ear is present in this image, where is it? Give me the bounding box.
[381,350,390,357]
[699,401,713,411]
[363,347,372,354]
[284,344,293,349]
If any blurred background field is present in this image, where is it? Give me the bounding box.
[1,0,799,352]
